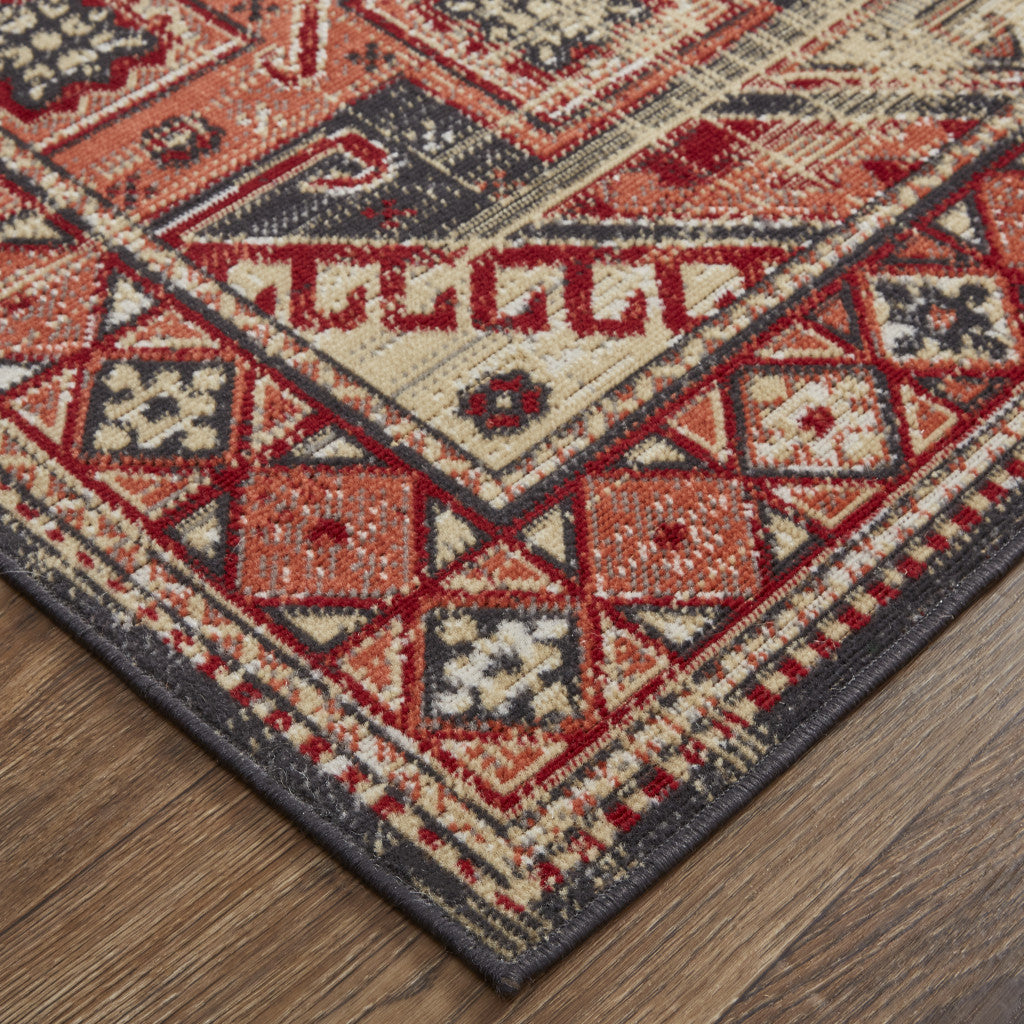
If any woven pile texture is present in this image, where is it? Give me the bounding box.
[1,0,1023,992]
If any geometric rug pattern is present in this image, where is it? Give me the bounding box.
[1,0,1023,992]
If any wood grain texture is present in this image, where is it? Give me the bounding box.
[1,558,1022,1024]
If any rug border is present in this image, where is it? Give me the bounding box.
[3,493,1023,995]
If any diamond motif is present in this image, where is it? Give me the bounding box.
[587,475,760,600]
[236,468,415,600]
[871,273,1018,365]
[82,360,235,459]
[423,606,582,728]
[734,365,902,477]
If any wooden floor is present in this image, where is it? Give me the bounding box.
[1,557,1023,1024]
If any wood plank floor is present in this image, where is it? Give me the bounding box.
[2,557,1022,1024]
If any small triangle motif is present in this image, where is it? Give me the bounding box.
[760,504,814,569]
[772,480,883,531]
[167,494,231,575]
[443,541,563,594]
[334,615,407,713]
[433,734,567,797]
[10,366,77,442]
[269,606,372,651]
[916,373,1008,412]
[753,322,849,361]
[520,501,577,573]
[803,279,862,349]
[249,374,313,451]
[114,303,220,351]
[620,605,727,659]
[0,362,43,392]
[99,273,156,337]
[284,424,375,465]
[663,384,729,462]
[600,613,671,711]
[970,13,1022,63]
[883,229,971,268]
[619,434,703,470]
[900,384,958,456]
[0,208,72,246]
[930,195,990,254]
[427,499,487,573]
[98,468,206,516]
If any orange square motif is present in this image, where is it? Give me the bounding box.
[237,468,416,600]
[587,475,761,600]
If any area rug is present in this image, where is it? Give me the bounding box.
[1,0,1023,994]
